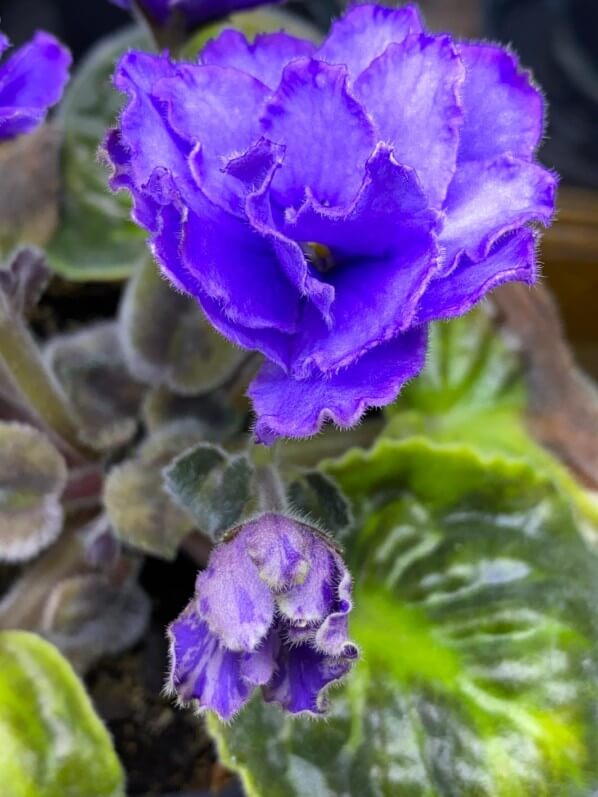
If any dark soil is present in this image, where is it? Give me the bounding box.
[87,552,237,796]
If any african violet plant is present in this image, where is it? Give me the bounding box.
[0,0,597,794]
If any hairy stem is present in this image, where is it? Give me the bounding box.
[0,294,94,462]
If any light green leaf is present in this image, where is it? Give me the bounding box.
[210,438,598,797]
[0,630,124,797]
[0,422,67,562]
[386,309,598,526]
[47,27,150,280]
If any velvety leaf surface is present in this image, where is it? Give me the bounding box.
[210,439,598,797]
[45,322,146,451]
[164,443,254,540]
[0,422,67,562]
[0,631,124,797]
[103,421,206,558]
[47,27,149,280]
[41,567,151,672]
[386,309,598,525]
[121,258,246,395]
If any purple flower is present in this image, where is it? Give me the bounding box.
[168,513,357,720]
[0,31,71,140]
[110,0,282,29]
[104,4,556,442]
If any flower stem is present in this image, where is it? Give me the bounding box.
[0,294,94,462]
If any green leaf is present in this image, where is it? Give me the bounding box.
[0,422,67,562]
[0,630,124,797]
[103,421,206,559]
[287,470,352,540]
[210,438,598,797]
[386,309,598,526]
[164,443,254,540]
[120,258,246,395]
[47,27,150,280]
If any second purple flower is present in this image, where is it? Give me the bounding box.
[105,3,556,442]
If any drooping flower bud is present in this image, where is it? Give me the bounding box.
[168,513,357,720]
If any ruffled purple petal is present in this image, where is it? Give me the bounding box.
[354,34,464,208]
[168,604,251,721]
[314,553,358,659]
[288,242,432,376]
[113,51,193,200]
[440,155,556,275]
[260,58,375,209]
[249,328,428,443]
[457,43,544,164]
[231,138,335,322]
[284,143,437,259]
[201,30,316,90]
[104,129,163,232]
[239,628,278,686]
[154,63,268,212]
[198,293,293,371]
[243,514,310,590]
[180,205,300,332]
[0,31,71,140]
[195,531,275,652]
[417,229,537,324]
[283,144,437,378]
[263,641,351,715]
[316,3,423,82]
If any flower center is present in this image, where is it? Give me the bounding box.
[304,242,335,274]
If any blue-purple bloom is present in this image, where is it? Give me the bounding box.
[168,513,357,719]
[110,0,282,29]
[105,3,556,443]
[0,31,71,140]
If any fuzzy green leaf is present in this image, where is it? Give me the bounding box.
[0,422,67,562]
[0,631,124,797]
[103,421,206,559]
[164,443,254,540]
[210,438,598,797]
[45,322,146,451]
